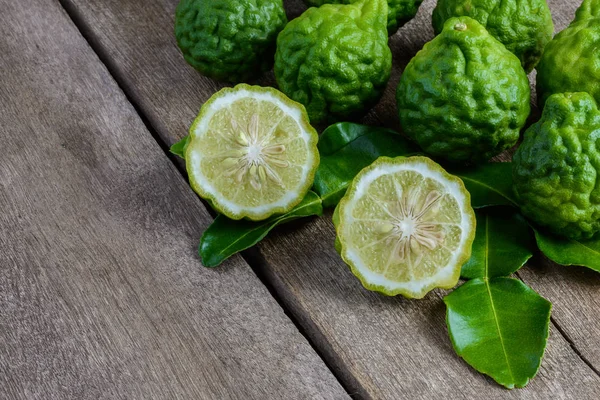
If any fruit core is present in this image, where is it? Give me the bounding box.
[377,188,445,261]
[223,113,289,191]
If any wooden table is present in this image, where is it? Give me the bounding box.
[1,0,598,398]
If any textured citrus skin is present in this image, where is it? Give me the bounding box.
[575,0,600,20]
[396,17,530,164]
[432,0,554,72]
[513,93,600,240]
[303,0,423,34]
[275,0,392,123]
[175,0,287,83]
[536,0,600,108]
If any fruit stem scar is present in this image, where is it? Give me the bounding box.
[454,22,467,31]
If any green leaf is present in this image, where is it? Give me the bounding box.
[452,163,518,209]
[445,278,552,389]
[462,208,535,280]
[199,191,323,267]
[313,122,419,207]
[312,122,518,209]
[534,229,600,272]
[170,135,190,159]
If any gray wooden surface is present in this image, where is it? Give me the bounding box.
[0,0,348,399]
[52,0,600,398]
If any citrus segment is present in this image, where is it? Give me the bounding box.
[335,156,476,298]
[186,84,319,221]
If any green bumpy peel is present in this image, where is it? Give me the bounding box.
[575,0,600,20]
[175,0,287,83]
[513,92,600,240]
[303,0,423,34]
[396,17,530,164]
[275,0,392,123]
[536,0,600,108]
[432,0,554,72]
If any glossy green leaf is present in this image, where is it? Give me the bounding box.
[312,122,518,209]
[534,229,600,272]
[445,278,552,389]
[170,135,190,159]
[313,122,419,207]
[199,191,323,267]
[462,208,535,280]
[452,163,518,209]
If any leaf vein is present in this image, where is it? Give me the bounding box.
[215,198,320,257]
[486,280,515,383]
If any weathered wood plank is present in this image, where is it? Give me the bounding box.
[0,1,348,399]
[518,259,600,370]
[57,0,600,397]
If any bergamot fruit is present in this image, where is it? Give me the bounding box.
[396,17,531,164]
[536,0,600,108]
[303,0,424,35]
[175,0,287,83]
[513,92,600,240]
[432,0,554,72]
[334,156,476,299]
[577,0,600,19]
[275,0,392,123]
[186,84,319,221]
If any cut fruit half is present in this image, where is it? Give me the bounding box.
[186,84,319,221]
[334,156,476,299]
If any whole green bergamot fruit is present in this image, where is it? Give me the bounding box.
[275,0,392,123]
[432,0,554,72]
[175,0,287,83]
[513,92,600,240]
[303,0,423,35]
[396,17,531,164]
[536,0,600,108]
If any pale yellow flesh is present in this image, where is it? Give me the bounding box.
[344,170,463,283]
[336,155,477,299]
[188,96,312,212]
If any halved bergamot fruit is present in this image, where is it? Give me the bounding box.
[186,84,319,221]
[334,156,476,298]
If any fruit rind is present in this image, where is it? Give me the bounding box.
[432,0,554,72]
[536,1,600,108]
[175,0,287,82]
[303,0,424,35]
[513,92,600,240]
[336,156,476,298]
[186,84,320,221]
[275,0,392,123]
[396,16,530,164]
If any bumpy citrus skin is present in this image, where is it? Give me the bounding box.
[396,17,531,164]
[536,0,600,108]
[513,92,600,240]
[303,0,423,34]
[275,0,392,123]
[576,0,600,20]
[175,0,287,83]
[432,0,554,72]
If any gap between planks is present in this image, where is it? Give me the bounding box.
[53,0,363,397]
[515,271,600,378]
[54,0,600,389]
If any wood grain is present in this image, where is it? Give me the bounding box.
[0,0,348,399]
[55,0,600,398]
